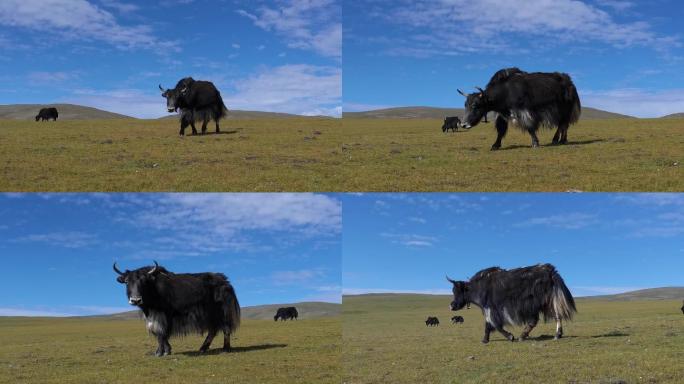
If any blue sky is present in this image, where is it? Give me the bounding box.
[0,193,341,316]
[0,0,341,118]
[344,0,684,117]
[343,193,684,297]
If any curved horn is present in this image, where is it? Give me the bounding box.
[475,87,484,94]
[113,262,124,276]
[159,84,164,91]
[148,260,159,275]
[446,275,457,284]
[457,89,468,97]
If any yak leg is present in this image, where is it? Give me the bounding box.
[559,123,569,144]
[199,329,217,353]
[554,317,563,340]
[551,126,561,144]
[527,124,540,148]
[494,324,515,342]
[200,117,209,135]
[482,322,494,344]
[189,121,198,135]
[520,318,538,340]
[222,328,232,352]
[155,334,171,357]
[179,119,190,136]
[491,115,508,151]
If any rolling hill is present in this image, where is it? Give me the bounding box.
[160,109,333,120]
[660,112,684,119]
[99,301,340,321]
[0,103,133,120]
[342,106,634,120]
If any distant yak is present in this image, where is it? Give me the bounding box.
[447,263,576,343]
[681,300,683,315]
[274,307,299,321]
[458,68,581,150]
[451,315,464,324]
[35,107,58,121]
[425,316,440,326]
[159,77,228,136]
[442,116,461,132]
[114,261,240,356]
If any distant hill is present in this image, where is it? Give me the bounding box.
[0,104,133,120]
[579,287,684,301]
[160,109,334,120]
[99,301,340,321]
[344,287,684,301]
[660,113,684,119]
[343,106,633,120]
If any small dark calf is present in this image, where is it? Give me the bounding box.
[451,315,464,324]
[442,116,461,132]
[425,316,440,326]
[680,300,683,314]
[274,306,299,321]
[35,107,58,121]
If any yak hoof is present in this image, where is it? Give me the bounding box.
[222,347,231,353]
[481,339,489,344]
[490,146,501,151]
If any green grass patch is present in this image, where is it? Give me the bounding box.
[343,294,684,384]
[0,316,340,384]
[340,118,683,191]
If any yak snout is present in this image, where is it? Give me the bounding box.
[129,296,143,305]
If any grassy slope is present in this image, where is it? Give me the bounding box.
[0,104,132,120]
[0,316,340,384]
[0,118,343,191]
[340,118,683,191]
[343,106,632,120]
[343,294,684,384]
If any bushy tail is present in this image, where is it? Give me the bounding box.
[559,73,581,124]
[216,91,228,120]
[218,282,240,333]
[551,270,577,321]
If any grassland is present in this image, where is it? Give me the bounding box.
[0,118,342,191]
[0,316,340,384]
[343,294,684,384]
[340,118,683,191]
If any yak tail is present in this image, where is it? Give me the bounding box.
[550,270,577,321]
[216,91,228,120]
[560,73,581,124]
[222,283,241,334]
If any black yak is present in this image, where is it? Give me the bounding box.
[274,307,299,321]
[113,261,240,356]
[35,107,58,121]
[442,116,461,132]
[425,316,440,326]
[458,67,581,150]
[451,315,464,324]
[159,77,228,136]
[447,263,576,343]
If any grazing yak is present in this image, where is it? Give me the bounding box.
[35,107,58,121]
[425,316,440,326]
[274,307,299,321]
[113,261,240,356]
[458,67,581,150]
[447,263,576,343]
[681,300,683,314]
[442,116,461,132]
[159,77,228,136]
[451,315,464,324]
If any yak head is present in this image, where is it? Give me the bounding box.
[35,114,40,121]
[113,261,163,307]
[446,275,470,311]
[458,88,488,129]
[159,78,194,113]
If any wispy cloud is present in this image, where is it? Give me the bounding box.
[582,88,684,118]
[271,268,326,285]
[515,213,598,229]
[382,233,437,247]
[12,231,98,249]
[572,286,646,297]
[0,0,177,53]
[237,0,341,58]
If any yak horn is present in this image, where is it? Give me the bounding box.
[457,89,468,97]
[148,260,159,275]
[475,87,484,93]
[113,262,124,276]
[446,275,457,284]
[158,84,164,91]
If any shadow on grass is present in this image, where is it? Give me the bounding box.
[591,331,629,338]
[524,334,577,341]
[185,130,239,136]
[179,343,287,356]
[496,138,606,151]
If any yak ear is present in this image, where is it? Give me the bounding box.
[116,275,126,284]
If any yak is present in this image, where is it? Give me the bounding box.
[113,261,240,356]
[274,307,299,321]
[681,300,683,315]
[458,67,581,150]
[35,107,58,121]
[451,315,464,324]
[447,263,576,343]
[442,116,461,132]
[425,316,440,326]
[159,77,228,136]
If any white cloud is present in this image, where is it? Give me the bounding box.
[237,0,341,58]
[62,88,165,119]
[0,307,75,317]
[0,0,177,53]
[100,0,139,13]
[572,286,645,297]
[382,233,437,247]
[366,0,678,57]
[582,88,684,118]
[27,71,80,86]
[224,64,341,117]
[515,213,597,229]
[272,268,326,285]
[12,231,98,248]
